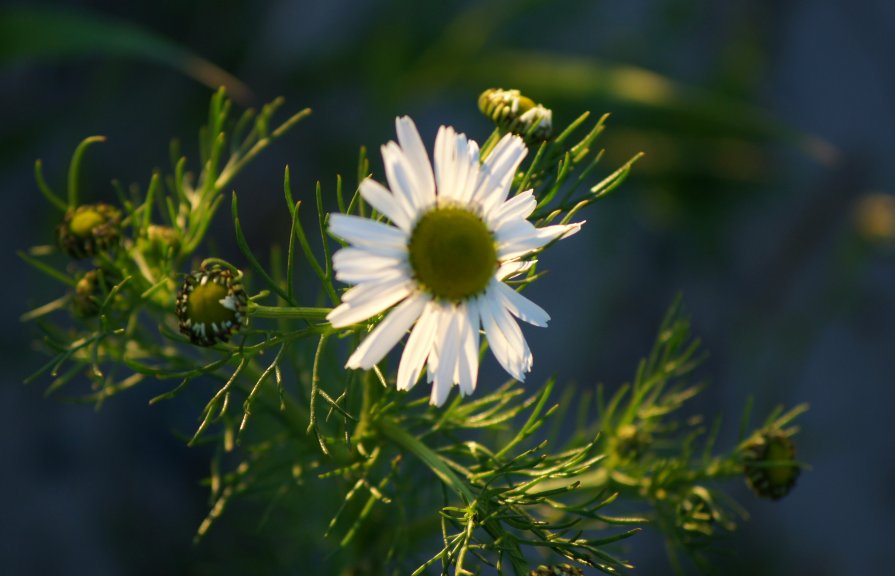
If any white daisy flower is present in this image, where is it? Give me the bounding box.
[327,116,582,406]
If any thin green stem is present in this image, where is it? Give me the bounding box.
[308,334,330,454]
[381,419,530,574]
[33,160,67,211]
[67,136,106,207]
[378,418,474,503]
[247,304,331,320]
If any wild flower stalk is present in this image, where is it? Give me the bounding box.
[20,87,806,575]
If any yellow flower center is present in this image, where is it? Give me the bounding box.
[409,207,497,301]
[187,282,236,325]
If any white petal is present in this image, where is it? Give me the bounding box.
[329,213,408,253]
[446,134,469,200]
[396,301,439,391]
[479,293,531,381]
[475,134,527,215]
[426,345,438,384]
[340,276,410,303]
[434,126,457,203]
[426,304,450,383]
[326,278,413,327]
[458,140,481,204]
[552,221,583,239]
[479,295,521,381]
[496,220,583,261]
[359,178,412,231]
[443,132,480,203]
[487,189,537,229]
[445,134,470,202]
[492,280,550,327]
[395,116,435,210]
[431,308,461,406]
[332,247,408,283]
[346,293,427,370]
[382,142,424,218]
[496,259,535,280]
[490,297,532,375]
[334,264,407,285]
[456,301,480,396]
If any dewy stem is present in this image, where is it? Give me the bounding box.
[247,304,331,320]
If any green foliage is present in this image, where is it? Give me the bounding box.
[21,88,310,402]
[20,88,806,575]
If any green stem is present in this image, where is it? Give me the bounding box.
[247,304,331,320]
[380,419,530,574]
[378,418,475,504]
[67,135,106,208]
[352,370,375,440]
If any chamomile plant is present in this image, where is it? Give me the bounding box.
[21,87,806,575]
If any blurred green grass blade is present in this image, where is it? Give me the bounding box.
[0,6,252,103]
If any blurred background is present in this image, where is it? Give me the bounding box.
[2,0,894,574]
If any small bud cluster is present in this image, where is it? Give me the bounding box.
[57,203,121,259]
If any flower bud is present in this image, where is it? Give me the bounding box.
[72,269,124,317]
[614,424,651,461]
[57,203,122,259]
[148,224,180,251]
[136,224,181,261]
[176,264,248,346]
[478,88,553,141]
[72,270,101,317]
[742,429,800,500]
[676,486,717,534]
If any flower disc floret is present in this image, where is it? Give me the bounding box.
[409,207,497,301]
[176,264,247,347]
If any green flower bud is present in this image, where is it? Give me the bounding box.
[478,88,553,141]
[57,203,122,259]
[148,224,181,252]
[176,264,248,347]
[136,224,181,261]
[72,270,101,317]
[529,564,583,576]
[742,429,800,500]
[676,486,717,535]
[614,424,652,461]
[71,269,123,317]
